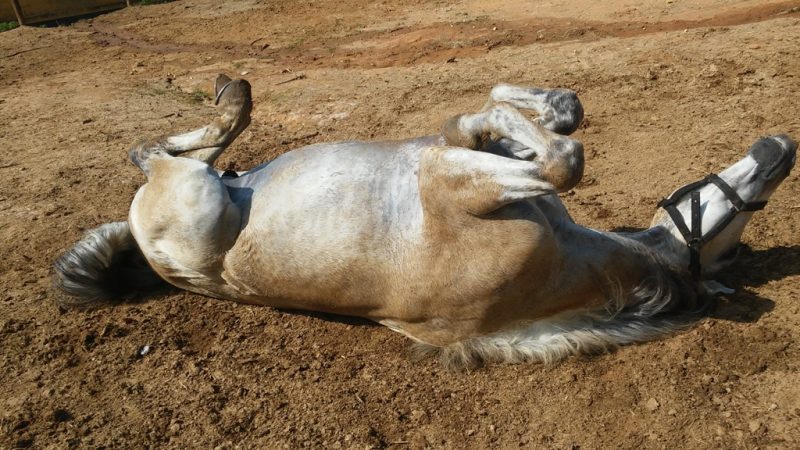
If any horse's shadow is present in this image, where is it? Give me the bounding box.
[612,227,799,324]
[708,244,800,323]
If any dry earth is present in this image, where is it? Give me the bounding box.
[2,0,800,448]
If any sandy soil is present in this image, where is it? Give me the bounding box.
[2,0,800,448]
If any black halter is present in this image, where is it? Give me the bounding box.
[657,174,767,280]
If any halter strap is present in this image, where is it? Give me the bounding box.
[657,173,767,280]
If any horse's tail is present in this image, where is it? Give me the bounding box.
[54,221,167,307]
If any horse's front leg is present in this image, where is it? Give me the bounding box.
[129,74,252,173]
[441,103,584,192]
[420,146,557,216]
[482,84,584,135]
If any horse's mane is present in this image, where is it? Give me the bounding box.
[412,254,702,370]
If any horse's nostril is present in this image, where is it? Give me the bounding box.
[749,137,783,165]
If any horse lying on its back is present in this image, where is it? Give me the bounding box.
[55,75,797,368]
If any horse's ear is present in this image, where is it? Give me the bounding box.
[215,74,233,97]
[701,279,735,296]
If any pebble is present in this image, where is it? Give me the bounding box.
[645,398,660,412]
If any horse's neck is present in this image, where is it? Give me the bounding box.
[549,218,685,312]
[615,226,688,272]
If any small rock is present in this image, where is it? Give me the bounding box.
[667,409,677,416]
[645,398,660,412]
[748,44,761,50]
[466,429,475,436]
[748,419,763,434]
[240,71,249,76]
[703,64,720,78]
[137,345,151,357]
[168,421,182,434]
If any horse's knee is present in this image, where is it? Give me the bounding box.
[540,89,584,135]
[129,139,168,176]
[441,114,482,150]
[541,137,584,192]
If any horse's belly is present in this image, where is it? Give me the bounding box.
[220,142,425,316]
[216,142,561,339]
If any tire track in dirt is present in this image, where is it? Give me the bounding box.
[85,1,800,70]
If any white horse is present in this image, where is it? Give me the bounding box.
[55,75,796,368]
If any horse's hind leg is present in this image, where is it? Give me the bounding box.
[441,103,584,192]
[130,74,252,173]
[482,84,583,135]
[128,154,242,297]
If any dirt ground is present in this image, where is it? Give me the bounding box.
[1,0,800,448]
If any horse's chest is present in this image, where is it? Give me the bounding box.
[428,209,554,291]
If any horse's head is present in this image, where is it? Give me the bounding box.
[652,134,796,293]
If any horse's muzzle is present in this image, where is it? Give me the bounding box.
[748,134,797,181]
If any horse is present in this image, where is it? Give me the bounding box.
[54,75,796,368]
